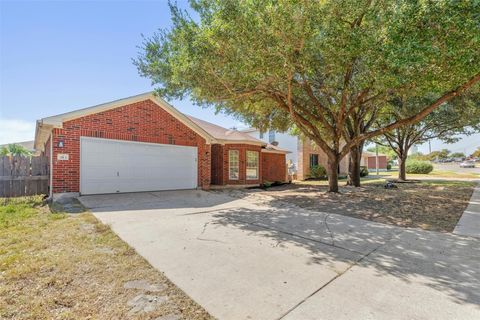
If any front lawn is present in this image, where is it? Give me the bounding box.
[240,180,475,232]
[384,166,480,179]
[0,196,212,320]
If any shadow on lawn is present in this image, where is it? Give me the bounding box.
[210,196,480,308]
[245,182,474,232]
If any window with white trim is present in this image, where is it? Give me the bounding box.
[246,151,259,180]
[229,150,239,180]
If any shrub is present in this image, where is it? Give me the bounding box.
[387,163,392,170]
[360,166,369,177]
[405,160,433,174]
[262,181,273,189]
[309,165,327,179]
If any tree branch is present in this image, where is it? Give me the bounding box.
[342,72,480,153]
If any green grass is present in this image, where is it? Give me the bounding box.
[387,166,480,179]
[0,196,54,229]
[297,167,478,191]
[421,170,480,179]
[0,196,212,320]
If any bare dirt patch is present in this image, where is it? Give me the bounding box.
[0,197,212,320]
[226,180,476,232]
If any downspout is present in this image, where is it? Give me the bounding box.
[49,130,53,200]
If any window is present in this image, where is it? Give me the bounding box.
[268,130,276,143]
[229,150,239,180]
[309,154,319,168]
[246,151,259,180]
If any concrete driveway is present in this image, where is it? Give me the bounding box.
[79,190,480,320]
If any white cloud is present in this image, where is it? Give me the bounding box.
[0,118,35,144]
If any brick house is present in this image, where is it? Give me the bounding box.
[34,92,289,198]
[361,151,388,171]
[241,129,348,180]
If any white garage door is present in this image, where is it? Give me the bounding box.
[80,137,198,195]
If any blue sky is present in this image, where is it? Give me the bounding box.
[0,0,478,154]
[0,0,244,144]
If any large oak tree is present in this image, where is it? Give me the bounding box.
[376,93,480,181]
[135,0,480,192]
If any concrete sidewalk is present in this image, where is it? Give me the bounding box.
[80,190,480,320]
[454,183,480,238]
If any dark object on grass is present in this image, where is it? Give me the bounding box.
[388,179,420,184]
[384,182,398,189]
[252,181,288,190]
[360,166,369,177]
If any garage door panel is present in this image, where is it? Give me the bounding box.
[80,137,198,195]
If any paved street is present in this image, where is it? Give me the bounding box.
[433,162,480,174]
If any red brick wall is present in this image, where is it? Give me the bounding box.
[50,99,211,193]
[210,144,224,185]
[262,152,287,183]
[211,144,262,185]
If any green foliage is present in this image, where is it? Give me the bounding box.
[387,163,392,170]
[405,160,433,174]
[135,0,480,191]
[409,152,427,160]
[366,145,397,160]
[450,152,466,159]
[412,154,430,161]
[262,181,273,188]
[472,148,480,158]
[135,0,480,134]
[0,144,32,157]
[360,166,369,177]
[376,90,480,171]
[0,196,44,229]
[426,149,451,161]
[309,165,327,179]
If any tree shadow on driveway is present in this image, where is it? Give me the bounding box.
[211,203,480,308]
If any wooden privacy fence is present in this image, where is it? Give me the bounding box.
[0,156,49,197]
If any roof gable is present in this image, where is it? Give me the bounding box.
[186,116,265,146]
[34,92,268,150]
[37,92,213,143]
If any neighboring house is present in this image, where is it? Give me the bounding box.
[361,151,388,171]
[241,129,298,165]
[241,128,348,180]
[34,92,289,198]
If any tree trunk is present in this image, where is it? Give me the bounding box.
[326,155,339,192]
[398,154,407,181]
[397,144,410,181]
[347,143,363,187]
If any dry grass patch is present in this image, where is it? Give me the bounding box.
[239,180,475,232]
[407,170,480,179]
[0,196,212,320]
